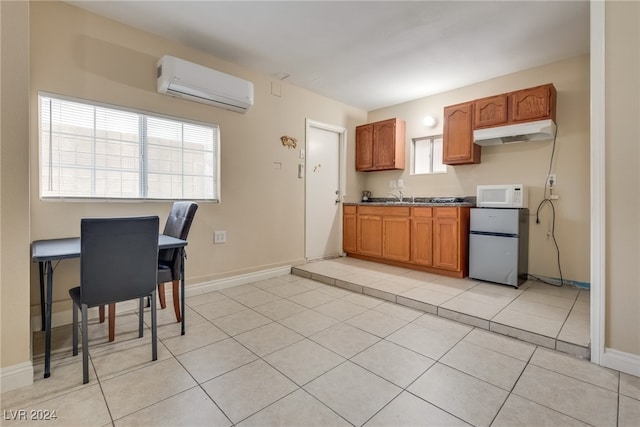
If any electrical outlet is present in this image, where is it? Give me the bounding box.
[214,230,227,244]
[547,174,557,187]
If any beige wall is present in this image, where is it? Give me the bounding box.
[362,56,591,285]
[1,0,32,375]
[27,2,366,320]
[605,1,640,355]
[3,0,639,382]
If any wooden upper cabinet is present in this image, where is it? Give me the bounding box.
[510,84,557,123]
[355,124,374,171]
[373,119,403,170]
[474,94,508,128]
[470,83,557,131]
[443,102,480,165]
[355,118,405,171]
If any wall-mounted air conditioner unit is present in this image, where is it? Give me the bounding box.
[157,55,254,113]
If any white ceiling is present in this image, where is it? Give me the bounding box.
[67,1,590,111]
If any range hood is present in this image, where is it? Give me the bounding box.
[473,119,557,146]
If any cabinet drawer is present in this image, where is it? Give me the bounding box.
[344,205,357,214]
[435,207,459,218]
[412,207,433,218]
[359,206,410,216]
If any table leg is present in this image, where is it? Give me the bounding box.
[39,262,45,331]
[44,261,53,378]
[180,248,185,336]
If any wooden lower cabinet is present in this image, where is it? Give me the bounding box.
[434,207,470,273]
[434,217,459,270]
[383,216,411,262]
[343,206,357,253]
[344,205,469,277]
[357,215,382,257]
[411,208,433,266]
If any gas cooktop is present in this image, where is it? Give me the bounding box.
[428,197,466,204]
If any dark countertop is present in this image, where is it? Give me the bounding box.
[345,196,476,208]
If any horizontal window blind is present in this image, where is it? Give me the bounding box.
[412,135,446,175]
[39,94,219,201]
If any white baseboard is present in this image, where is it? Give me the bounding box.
[31,265,293,330]
[601,347,640,377]
[185,265,292,296]
[0,361,33,393]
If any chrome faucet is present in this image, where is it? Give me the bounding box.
[386,191,404,202]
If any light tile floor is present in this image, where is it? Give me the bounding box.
[2,262,638,426]
[293,257,591,358]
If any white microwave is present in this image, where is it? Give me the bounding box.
[476,184,527,208]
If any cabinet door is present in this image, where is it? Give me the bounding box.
[383,216,411,262]
[510,84,556,123]
[357,215,382,257]
[433,218,459,271]
[411,217,433,266]
[443,102,480,165]
[474,94,508,128]
[343,213,357,253]
[373,119,398,170]
[355,124,374,171]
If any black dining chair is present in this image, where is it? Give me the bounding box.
[69,216,159,384]
[101,201,198,341]
[156,201,198,322]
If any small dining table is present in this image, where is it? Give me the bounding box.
[31,234,188,379]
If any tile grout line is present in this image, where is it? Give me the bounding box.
[293,263,591,359]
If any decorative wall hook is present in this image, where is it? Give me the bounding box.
[280,136,297,149]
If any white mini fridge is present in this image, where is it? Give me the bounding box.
[469,208,529,287]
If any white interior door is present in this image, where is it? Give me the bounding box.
[305,119,346,261]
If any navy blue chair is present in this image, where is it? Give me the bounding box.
[69,216,159,384]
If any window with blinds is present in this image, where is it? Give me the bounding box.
[412,135,447,175]
[39,94,219,201]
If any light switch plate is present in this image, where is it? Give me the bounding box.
[214,230,226,244]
